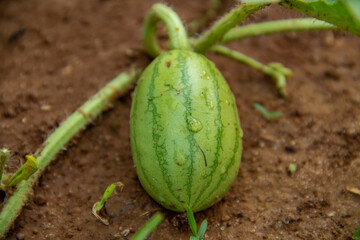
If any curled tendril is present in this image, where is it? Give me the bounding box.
[143,3,190,57]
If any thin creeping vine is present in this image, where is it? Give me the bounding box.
[0,0,346,238]
[0,70,140,239]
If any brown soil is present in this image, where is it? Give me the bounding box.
[1,0,360,239]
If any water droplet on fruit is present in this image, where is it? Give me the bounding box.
[208,101,214,110]
[174,149,188,166]
[187,115,203,132]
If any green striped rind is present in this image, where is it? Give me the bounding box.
[130,49,242,212]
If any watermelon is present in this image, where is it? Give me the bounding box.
[130,49,243,212]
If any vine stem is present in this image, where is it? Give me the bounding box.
[221,18,336,43]
[0,69,141,239]
[143,3,190,57]
[212,45,291,97]
[191,1,277,54]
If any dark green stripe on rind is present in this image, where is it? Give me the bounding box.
[147,55,183,208]
[177,51,196,204]
[193,59,242,211]
[131,54,183,210]
[189,54,223,211]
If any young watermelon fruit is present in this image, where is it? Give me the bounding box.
[130,49,243,212]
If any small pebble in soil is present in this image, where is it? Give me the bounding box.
[32,229,38,235]
[284,146,296,153]
[65,232,74,238]
[222,214,231,221]
[33,195,47,206]
[237,212,244,218]
[121,229,130,237]
[8,28,26,43]
[324,69,341,80]
[16,233,25,240]
[0,189,6,204]
[40,105,52,111]
[112,234,122,239]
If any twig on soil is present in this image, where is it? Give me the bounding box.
[347,187,360,196]
[0,69,141,239]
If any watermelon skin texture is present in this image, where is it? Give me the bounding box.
[130,49,243,212]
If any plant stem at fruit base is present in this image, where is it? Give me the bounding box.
[212,45,291,97]
[221,18,336,43]
[0,69,141,239]
[143,3,190,57]
[130,213,164,240]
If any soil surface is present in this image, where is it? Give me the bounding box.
[1,0,360,239]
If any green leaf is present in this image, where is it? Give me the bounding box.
[197,220,208,239]
[354,226,360,240]
[280,0,360,36]
[186,207,198,237]
[190,237,198,240]
[8,155,38,187]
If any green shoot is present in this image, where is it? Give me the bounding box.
[130,213,164,240]
[354,226,360,240]
[0,149,9,189]
[288,163,297,173]
[186,207,208,240]
[7,155,38,187]
[92,182,124,225]
[254,103,283,120]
